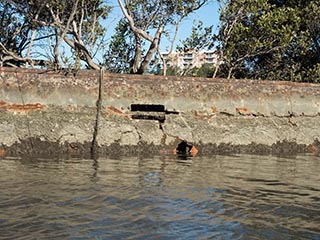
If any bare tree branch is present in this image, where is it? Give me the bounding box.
[117,0,154,42]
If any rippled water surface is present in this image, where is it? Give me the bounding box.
[0,154,319,239]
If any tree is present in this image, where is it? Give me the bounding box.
[215,0,320,82]
[177,20,213,52]
[45,0,111,69]
[0,0,111,69]
[104,18,137,73]
[0,0,46,67]
[114,0,209,74]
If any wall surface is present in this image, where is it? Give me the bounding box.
[0,67,319,158]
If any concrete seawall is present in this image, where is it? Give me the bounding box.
[0,67,320,158]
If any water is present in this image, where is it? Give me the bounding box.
[0,154,319,240]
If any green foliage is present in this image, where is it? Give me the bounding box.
[216,0,320,82]
[177,20,213,52]
[127,0,208,28]
[158,63,214,78]
[196,63,215,77]
[0,1,33,66]
[104,19,138,73]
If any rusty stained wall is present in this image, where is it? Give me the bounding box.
[1,67,320,117]
[1,67,320,157]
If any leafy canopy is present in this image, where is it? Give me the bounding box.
[215,0,320,82]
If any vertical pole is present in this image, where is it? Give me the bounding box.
[91,67,104,159]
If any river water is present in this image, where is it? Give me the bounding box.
[0,154,319,239]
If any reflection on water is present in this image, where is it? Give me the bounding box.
[0,154,319,239]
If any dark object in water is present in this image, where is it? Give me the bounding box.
[176,141,193,154]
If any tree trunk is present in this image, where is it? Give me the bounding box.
[53,31,61,69]
[132,35,142,73]
[157,48,166,76]
[137,27,163,74]
[227,66,233,79]
[212,49,222,78]
[63,36,100,70]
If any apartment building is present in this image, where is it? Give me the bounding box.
[161,50,219,69]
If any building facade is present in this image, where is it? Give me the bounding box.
[161,50,219,70]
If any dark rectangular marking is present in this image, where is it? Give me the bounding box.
[131,104,165,112]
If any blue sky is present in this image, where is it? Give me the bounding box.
[105,0,221,51]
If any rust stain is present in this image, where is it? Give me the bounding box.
[108,106,123,114]
[0,149,6,156]
[236,107,250,115]
[0,101,45,113]
[191,110,214,120]
[192,110,199,117]
[67,105,78,111]
[211,106,217,113]
[106,106,130,119]
[311,144,318,154]
[161,132,167,145]
[173,148,177,155]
